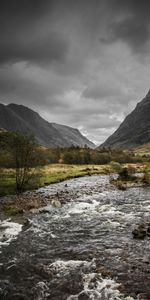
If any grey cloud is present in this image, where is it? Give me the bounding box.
[0,64,69,107]
[110,18,150,53]
[101,0,150,53]
[83,84,124,100]
[0,0,68,66]
[1,0,150,68]
[1,0,150,67]
[1,0,150,145]
[0,30,68,66]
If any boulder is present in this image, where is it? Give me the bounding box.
[132,223,150,239]
[51,199,61,208]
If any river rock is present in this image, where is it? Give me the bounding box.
[51,199,61,208]
[132,224,147,239]
[137,293,148,299]
[132,223,150,239]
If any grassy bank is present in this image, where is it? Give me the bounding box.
[0,162,150,197]
[111,162,150,189]
[0,164,110,196]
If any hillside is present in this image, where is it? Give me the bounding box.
[132,144,150,157]
[100,90,150,149]
[0,103,95,148]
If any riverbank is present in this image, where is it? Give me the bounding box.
[0,164,111,219]
[0,186,71,220]
[1,162,150,197]
[0,163,150,220]
[0,164,111,197]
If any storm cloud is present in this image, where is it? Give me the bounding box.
[1,0,150,144]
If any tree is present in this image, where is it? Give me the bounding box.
[2,132,38,192]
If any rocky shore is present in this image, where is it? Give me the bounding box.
[0,190,69,220]
[0,175,109,219]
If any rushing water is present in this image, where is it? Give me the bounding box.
[0,175,150,299]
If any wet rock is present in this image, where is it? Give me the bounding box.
[117,182,127,190]
[96,266,112,277]
[30,208,40,214]
[137,293,148,299]
[78,292,91,300]
[6,264,18,274]
[132,228,146,239]
[23,218,30,226]
[1,234,7,242]
[51,199,61,208]
[39,208,51,214]
[132,223,150,239]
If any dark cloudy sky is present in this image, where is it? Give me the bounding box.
[1,0,150,145]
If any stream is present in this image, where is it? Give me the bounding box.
[0,175,150,299]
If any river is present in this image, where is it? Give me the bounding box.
[0,175,150,299]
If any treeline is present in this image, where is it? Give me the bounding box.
[0,131,147,169]
[40,146,144,165]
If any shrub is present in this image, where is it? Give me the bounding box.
[118,167,131,181]
[110,161,122,172]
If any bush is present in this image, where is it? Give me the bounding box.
[110,161,122,172]
[118,168,132,181]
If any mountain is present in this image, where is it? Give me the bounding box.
[99,90,150,149]
[0,103,95,148]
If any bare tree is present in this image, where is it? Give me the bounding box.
[4,132,38,192]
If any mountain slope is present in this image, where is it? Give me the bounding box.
[0,103,95,148]
[99,90,150,149]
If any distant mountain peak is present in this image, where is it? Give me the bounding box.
[0,103,95,148]
[99,90,150,149]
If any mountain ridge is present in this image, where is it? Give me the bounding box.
[0,103,95,148]
[99,90,150,149]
